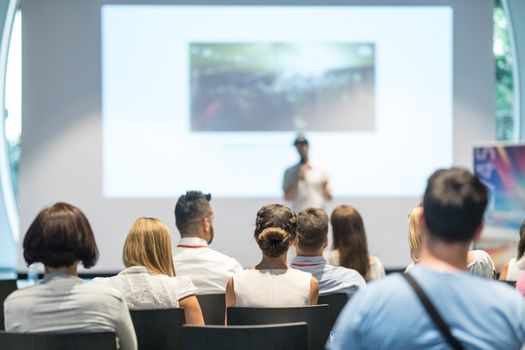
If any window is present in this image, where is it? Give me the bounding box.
[494,1,516,141]
[4,10,21,200]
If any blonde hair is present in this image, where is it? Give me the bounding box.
[408,205,423,262]
[123,217,175,276]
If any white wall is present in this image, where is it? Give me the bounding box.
[19,0,495,272]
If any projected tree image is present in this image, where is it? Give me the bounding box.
[190,43,375,132]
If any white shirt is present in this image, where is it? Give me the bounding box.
[232,269,312,307]
[92,266,197,309]
[4,272,137,350]
[283,162,330,212]
[291,256,366,297]
[506,256,525,281]
[173,237,243,294]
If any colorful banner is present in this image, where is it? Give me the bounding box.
[474,144,525,268]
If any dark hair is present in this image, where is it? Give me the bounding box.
[23,202,99,268]
[517,220,525,259]
[423,167,488,242]
[297,208,329,251]
[175,191,212,236]
[254,204,297,257]
[330,205,370,279]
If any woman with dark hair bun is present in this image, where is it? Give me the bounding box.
[225,204,319,307]
[4,202,137,350]
[326,205,385,281]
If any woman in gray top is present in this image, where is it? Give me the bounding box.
[4,202,137,350]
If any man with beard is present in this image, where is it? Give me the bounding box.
[174,191,243,294]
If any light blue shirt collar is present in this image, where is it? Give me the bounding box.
[291,255,327,266]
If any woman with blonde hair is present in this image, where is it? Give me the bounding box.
[326,205,385,281]
[226,204,318,308]
[93,217,204,325]
[405,204,423,273]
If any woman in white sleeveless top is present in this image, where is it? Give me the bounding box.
[500,221,525,281]
[226,204,319,307]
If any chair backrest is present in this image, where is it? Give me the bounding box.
[196,293,226,325]
[227,305,329,350]
[182,322,307,350]
[0,331,116,350]
[317,293,348,330]
[500,280,517,287]
[130,308,185,350]
[0,280,17,331]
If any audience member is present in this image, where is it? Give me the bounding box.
[405,204,423,273]
[226,204,319,307]
[93,217,204,324]
[325,205,385,281]
[500,220,525,281]
[406,206,495,279]
[467,249,496,279]
[4,202,137,350]
[173,191,243,294]
[516,272,525,297]
[328,168,525,350]
[291,208,365,297]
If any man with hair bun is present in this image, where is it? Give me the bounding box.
[226,204,319,307]
[292,208,365,297]
[329,168,525,350]
[174,190,243,294]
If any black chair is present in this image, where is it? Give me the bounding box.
[0,280,17,331]
[227,305,329,350]
[196,294,226,325]
[318,293,348,330]
[130,308,185,350]
[0,331,116,350]
[182,322,307,350]
[500,280,517,287]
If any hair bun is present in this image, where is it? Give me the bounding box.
[257,227,290,257]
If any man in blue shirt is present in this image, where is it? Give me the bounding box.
[292,208,365,297]
[329,168,525,350]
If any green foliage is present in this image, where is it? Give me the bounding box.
[494,6,515,141]
[7,136,20,199]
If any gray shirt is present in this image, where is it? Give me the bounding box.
[4,272,137,350]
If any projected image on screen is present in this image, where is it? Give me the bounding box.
[190,43,375,132]
[102,5,453,198]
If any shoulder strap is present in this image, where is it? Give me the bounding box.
[403,273,465,350]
